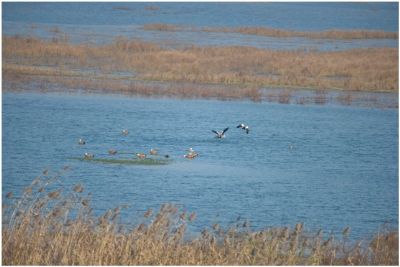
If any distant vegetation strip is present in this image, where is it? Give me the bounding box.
[3,173,398,265]
[3,36,398,94]
[142,23,398,39]
[142,23,183,31]
[204,26,399,40]
[71,157,172,165]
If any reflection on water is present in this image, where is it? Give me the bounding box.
[3,92,398,240]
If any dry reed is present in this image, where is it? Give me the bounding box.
[2,172,399,265]
[143,23,181,31]
[141,23,398,40]
[3,35,398,96]
[204,26,399,40]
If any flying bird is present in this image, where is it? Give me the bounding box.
[237,123,250,134]
[212,127,229,138]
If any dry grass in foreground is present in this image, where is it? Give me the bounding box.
[3,35,398,93]
[2,170,398,265]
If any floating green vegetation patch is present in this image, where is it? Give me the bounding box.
[70,157,172,165]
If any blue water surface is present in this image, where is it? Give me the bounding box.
[3,2,398,31]
[3,92,398,240]
[2,2,399,50]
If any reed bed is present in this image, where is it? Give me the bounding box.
[203,26,399,40]
[2,171,399,265]
[142,23,398,40]
[142,23,182,32]
[2,73,262,102]
[3,35,398,94]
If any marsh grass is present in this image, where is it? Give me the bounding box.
[278,90,292,104]
[2,171,399,265]
[337,92,354,106]
[3,35,398,94]
[143,23,181,32]
[314,89,328,105]
[141,23,398,40]
[205,26,399,40]
[70,156,172,165]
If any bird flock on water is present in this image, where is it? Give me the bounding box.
[79,124,251,161]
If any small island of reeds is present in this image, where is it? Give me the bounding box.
[3,35,398,102]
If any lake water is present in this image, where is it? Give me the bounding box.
[2,92,398,240]
[3,2,399,50]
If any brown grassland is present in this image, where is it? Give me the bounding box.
[2,171,398,265]
[3,35,398,99]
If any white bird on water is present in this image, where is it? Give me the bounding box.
[84,152,94,159]
[184,152,198,159]
[122,129,129,136]
[78,138,86,145]
[212,127,229,138]
[184,147,198,159]
[136,153,146,159]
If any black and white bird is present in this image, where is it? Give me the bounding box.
[78,138,86,145]
[122,129,129,136]
[237,123,250,134]
[212,127,229,138]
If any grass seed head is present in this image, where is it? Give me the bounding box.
[188,212,196,222]
[342,227,351,237]
[48,190,60,199]
[144,208,152,218]
[73,184,84,193]
[81,199,89,206]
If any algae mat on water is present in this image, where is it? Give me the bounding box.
[70,157,172,165]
